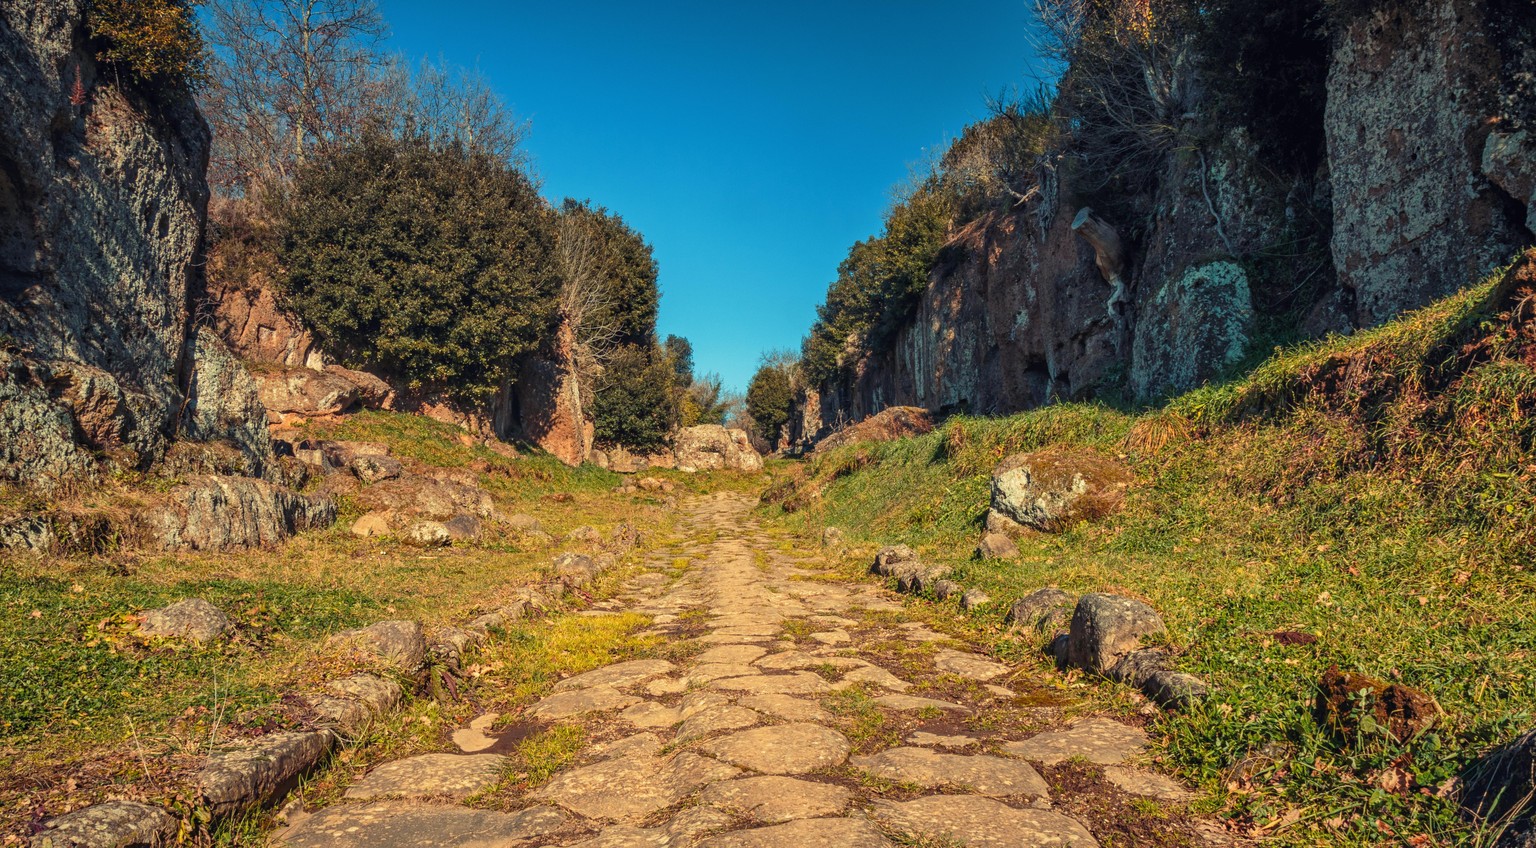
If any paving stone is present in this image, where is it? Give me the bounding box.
[736,693,832,723]
[808,628,851,645]
[570,806,738,847]
[1103,766,1194,801]
[532,751,740,821]
[871,795,1097,847]
[851,747,1048,798]
[874,693,972,713]
[199,730,334,816]
[1003,718,1148,766]
[908,730,981,749]
[696,817,892,848]
[701,775,852,823]
[686,663,762,683]
[935,649,1010,681]
[552,659,676,692]
[644,677,689,696]
[837,665,911,691]
[677,705,761,741]
[527,686,640,719]
[621,700,681,729]
[451,713,499,753]
[278,802,568,847]
[710,671,831,695]
[754,651,864,671]
[699,723,850,774]
[589,732,664,761]
[696,645,769,664]
[344,753,507,800]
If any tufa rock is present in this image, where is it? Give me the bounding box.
[976,532,1018,560]
[673,425,765,472]
[1065,593,1167,675]
[959,589,991,611]
[255,367,362,417]
[1006,588,1077,634]
[991,447,1131,532]
[553,553,600,588]
[138,598,230,645]
[141,476,336,551]
[328,620,428,673]
[1315,666,1441,743]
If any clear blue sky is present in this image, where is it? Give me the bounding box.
[379,0,1046,391]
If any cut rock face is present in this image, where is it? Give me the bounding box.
[697,817,893,848]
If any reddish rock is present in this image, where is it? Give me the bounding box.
[513,320,590,467]
[209,276,324,370]
[814,406,934,454]
[1315,666,1441,743]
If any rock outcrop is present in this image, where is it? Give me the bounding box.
[141,475,336,551]
[788,0,1536,445]
[0,0,258,491]
[673,426,764,473]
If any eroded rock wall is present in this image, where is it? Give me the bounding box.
[0,0,265,489]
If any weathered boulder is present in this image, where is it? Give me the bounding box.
[357,475,494,520]
[959,589,991,611]
[976,532,1019,560]
[304,672,403,733]
[870,545,919,577]
[507,514,544,534]
[406,521,452,547]
[324,365,392,409]
[328,621,428,673]
[822,527,846,548]
[141,476,336,550]
[673,426,764,473]
[1129,261,1254,400]
[255,367,362,417]
[182,329,277,480]
[139,598,231,645]
[27,800,178,848]
[990,447,1131,532]
[350,454,403,484]
[1065,594,1167,675]
[553,553,600,588]
[1315,666,1441,743]
[351,511,393,538]
[199,730,335,817]
[1005,588,1077,634]
[442,513,481,541]
[813,406,934,453]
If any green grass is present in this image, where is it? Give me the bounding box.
[765,256,1536,846]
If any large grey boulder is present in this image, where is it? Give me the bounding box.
[991,448,1132,533]
[554,553,601,588]
[139,598,231,645]
[1065,594,1167,675]
[182,329,277,480]
[254,367,362,417]
[673,425,764,472]
[140,475,336,550]
[328,620,428,673]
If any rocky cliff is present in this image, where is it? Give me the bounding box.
[791,0,1536,446]
[0,0,276,490]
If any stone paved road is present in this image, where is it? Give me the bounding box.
[280,493,1228,847]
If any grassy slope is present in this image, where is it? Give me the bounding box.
[765,254,1536,846]
[0,411,723,836]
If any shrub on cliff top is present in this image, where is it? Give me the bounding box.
[275,130,559,401]
[88,0,208,89]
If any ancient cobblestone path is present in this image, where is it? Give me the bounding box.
[280,493,1221,847]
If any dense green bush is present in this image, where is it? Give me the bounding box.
[591,344,678,451]
[746,360,795,445]
[88,0,208,89]
[276,130,559,401]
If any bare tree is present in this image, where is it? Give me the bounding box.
[378,57,530,169]
[203,0,389,195]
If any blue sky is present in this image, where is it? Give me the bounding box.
[379,0,1047,391]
